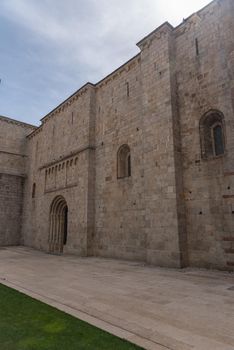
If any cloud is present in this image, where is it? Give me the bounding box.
[0,0,211,74]
[0,1,67,41]
[0,0,211,123]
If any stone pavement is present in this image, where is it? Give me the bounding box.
[0,247,234,350]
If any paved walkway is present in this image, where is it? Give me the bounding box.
[0,247,234,350]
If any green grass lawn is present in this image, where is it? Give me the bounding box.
[0,284,143,350]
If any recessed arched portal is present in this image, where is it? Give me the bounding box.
[49,195,68,254]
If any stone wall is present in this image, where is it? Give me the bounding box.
[4,0,234,270]
[94,56,147,261]
[139,24,187,268]
[21,85,96,255]
[0,174,24,245]
[175,0,234,270]
[0,116,35,245]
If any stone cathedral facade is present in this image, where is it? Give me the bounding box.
[1,0,234,271]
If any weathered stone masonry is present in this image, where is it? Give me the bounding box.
[0,116,35,245]
[0,0,234,270]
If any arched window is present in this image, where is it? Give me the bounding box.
[117,144,131,179]
[32,183,36,198]
[199,110,225,159]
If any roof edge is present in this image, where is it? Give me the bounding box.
[95,53,140,88]
[174,0,216,31]
[136,22,174,48]
[40,82,95,123]
[0,115,36,129]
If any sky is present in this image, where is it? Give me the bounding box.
[0,0,211,125]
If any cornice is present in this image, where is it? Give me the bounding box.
[0,115,36,130]
[27,125,43,139]
[174,0,218,36]
[40,82,95,124]
[136,22,174,50]
[39,145,95,170]
[95,53,141,89]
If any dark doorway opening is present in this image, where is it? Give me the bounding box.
[49,196,68,254]
[63,205,68,245]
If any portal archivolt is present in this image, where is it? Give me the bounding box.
[49,195,68,254]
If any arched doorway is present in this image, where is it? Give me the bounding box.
[49,195,68,254]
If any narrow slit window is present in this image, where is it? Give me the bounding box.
[32,183,36,198]
[127,154,131,177]
[195,38,199,56]
[126,82,129,97]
